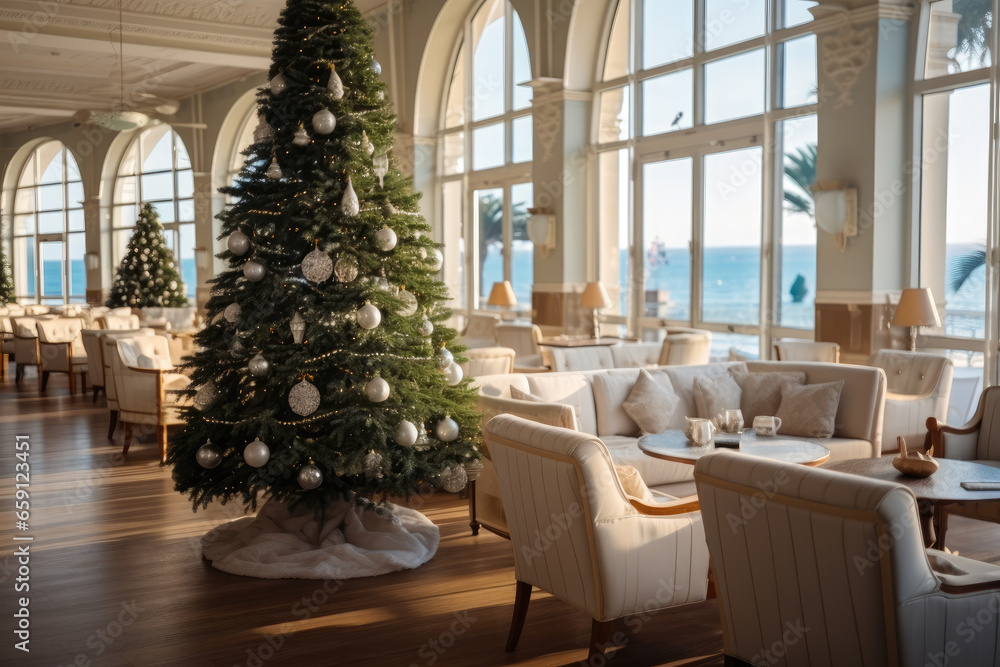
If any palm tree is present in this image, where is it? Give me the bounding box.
[949,243,986,292]
[954,0,992,66]
[784,144,817,216]
[477,194,528,283]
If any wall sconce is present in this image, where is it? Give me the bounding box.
[526,207,556,258]
[814,181,857,252]
[194,246,210,270]
[84,252,100,271]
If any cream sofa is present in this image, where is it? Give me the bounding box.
[470,360,887,537]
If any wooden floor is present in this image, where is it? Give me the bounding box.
[1,366,999,667]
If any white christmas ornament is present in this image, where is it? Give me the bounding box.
[248,353,270,376]
[297,465,324,489]
[375,226,397,252]
[440,465,468,493]
[364,451,384,479]
[266,159,283,180]
[243,439,270,467]
[194,383,218,411]
[302,248,333,283]
[365,377,390,403]
[435,417,460,442]
[327,67,344,99]
[418,318,434,336]
[438,348,454,368]
[445,362,464,386]
[373,152,389,187]
[243,260,266,282]
[196,441,222,468]
[371,58,382,75]
[290,312,306,344]
[342,176,359,216]
[269,73,287,95]
[334,257,359,282]
[356,303,381,330]
[312,109,336,135]
[227,229,250,256]
[395,420,418,447]
[223,303,242,323]
[428,248,443,271]
[398,289,417,317]
[289,379,321,416]
[292,126,310,146]
[361,130,374,156]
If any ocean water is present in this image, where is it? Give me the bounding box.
[32,258,197,301]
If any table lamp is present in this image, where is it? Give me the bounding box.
[581,281,611,341]
[893,287,941,351]
[487,280,517,320]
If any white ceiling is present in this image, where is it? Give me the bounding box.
[0,0,383,133]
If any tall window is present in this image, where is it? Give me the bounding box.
[114,126,196,299]
[595,0,818,358]
[12,142,85,304]
[439,0,533,314]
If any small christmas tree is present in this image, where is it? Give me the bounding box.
[106,203,188,308]
[0,235,13,306]
[168,0,480,517]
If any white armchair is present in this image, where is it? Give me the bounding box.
[460,311,500,348]
[658,327,712,366]
[36,317,88,394]
[111,335,191,461]
[101,330,155,438]
[773,339,840,362]
[1,314,14,381]
[139,306,197,332]
[868,350,953,452]
[459,346,515,376]
[98,314,141,330]
[484,414,710,660]
[542,345,616,372]
[696,449,1000,667]
[11,317,46,388]
[496,323,546,371]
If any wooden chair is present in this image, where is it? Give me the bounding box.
[36,318,88,394]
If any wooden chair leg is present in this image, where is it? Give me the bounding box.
[936,505,949,550]
[69,370,76,395]
[468,479,480,536]
[588,619,613,661]
[505,581,532,652]
[122,423,133,455]
[80,371,87,393]
[39,368,46,391]
[93,385,99,403]
[15,364,23,383]
[158,425,168,463]
[108,410,119,439]
[0,352,6,380]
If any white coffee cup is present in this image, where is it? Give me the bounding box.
[753,415,782,437]
[689,420,716,447]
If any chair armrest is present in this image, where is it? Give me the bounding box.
[926,416,981,460]
[628,494,701,516]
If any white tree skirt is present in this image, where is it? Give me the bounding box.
[201,498,439,579]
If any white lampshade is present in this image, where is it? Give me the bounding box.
[893,288,941,328]
[487,280,517,307]
[580,281,611,309]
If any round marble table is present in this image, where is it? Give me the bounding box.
[638,430,831,467]
[823,457,1000,548]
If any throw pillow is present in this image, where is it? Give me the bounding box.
[730,370,808,421]
[623,368,681,435]
[614,464,654,503]
[693,373,742,421]
[509,386,580,431]
[775,380,844,438]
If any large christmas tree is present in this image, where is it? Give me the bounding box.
[0,236,13,306]
[169,0,480,514]
[106,203,189,307]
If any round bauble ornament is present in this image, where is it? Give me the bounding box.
[312,109,336,135]
[243,260,266,282]
[375,277,391,292]
[227,229,250,256]
[269,73,287,95]
[196,441,222,469]
[194,383,218,411]
[364,451,383,479]
[435,417,460,442]
[361,130,374,156]
[266,159,283,180]
[248,352,270,377]
[375,226,397,252]
[445,362,464,386]
[223,303,241,323]
[356,303,381,330]
[292,126,310,146]
[334,256,359,283]
[395,420,418,447]
[398,289,417,317]
[297,465,324,490]
[230,337,246,359]
[427,248,443,271]
[327,67,344,99]
[301,248,333,283]
[243,439,270,468]
[365,377,390,403]
[418,248,427,260]
[438,348,454,368]
[371,58,382,75]
[418,317,434,336]
[373,152,389,188]
[289,379,321,416]
[440,465,468,493]
[342,176,359,216]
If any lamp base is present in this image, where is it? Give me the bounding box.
[907,326,917,352]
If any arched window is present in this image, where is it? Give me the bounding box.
[113,126,195,299]
[440,0,533,314]
[12,141,85,304]
[594,0,818,358]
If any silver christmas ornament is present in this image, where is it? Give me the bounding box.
[438,348,454,368]
[371,58,382,75]
[194,383,218,411]
[398,289,417,316]
[312,109,336,135]
[373,151,389,187]
[342,176,359,216]
[230,337,246,359]
[327,66,344,99]
[356,303,381,330]
[243,260,266,282]
[334,257,359,282]
[418,318,434,336]
[224,303,241,323]
[395,420,418,447]
[435,417,460,442]
[243,439,270,468]
[301,248,333,283]
[364,451,383,479]
[269,73,287,95]
[290,312,306,344]
[427,248,443,271]
[266,159,283,180]
[440,465,468,493]
[297,465,324,489]
[196,441,222,468]
[293,126,310,146]
[361,130,374,156]
[289,379,321,416]
[375,277,391,292]
[375,226,397,252]
[445,362,464,386]
[228,229,250,256]
[365,377,390,403]
[248,352,270,376]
